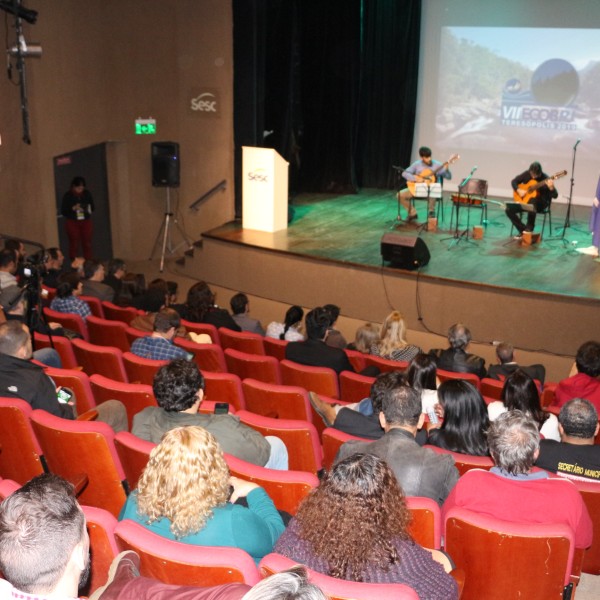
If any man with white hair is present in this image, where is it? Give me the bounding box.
[442,410,592,549]
[429,323,486,378]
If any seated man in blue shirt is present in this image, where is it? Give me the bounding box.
[130,308,190,361]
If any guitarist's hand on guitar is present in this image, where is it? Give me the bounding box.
[546,179,555,190]
[414,175,425,183]
[517,189,526,199]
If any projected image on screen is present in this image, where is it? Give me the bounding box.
[436,27,600,156]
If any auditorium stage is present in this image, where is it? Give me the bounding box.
[205,189,600,302]
[187,189,599,358]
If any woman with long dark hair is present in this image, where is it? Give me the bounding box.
[427,379,490,456]
[488,369,559,441]
[173,281,240,331]
[406,353,439,413]
[274,453,457,599]
[266,305,305,341]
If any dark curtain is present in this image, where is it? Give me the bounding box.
[233,0,421,208]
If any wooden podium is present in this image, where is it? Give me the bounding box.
[242,146,289,232]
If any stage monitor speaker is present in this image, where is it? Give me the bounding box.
[380,233,430,270]
[151,142,180,187]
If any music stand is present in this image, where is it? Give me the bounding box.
[444,178,487,249]
[413,183,442,232]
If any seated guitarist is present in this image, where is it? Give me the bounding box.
[399,146,452,221]
[507,161,558,238]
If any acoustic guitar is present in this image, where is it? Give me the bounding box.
[513,170,567,204]
[407,154,460,195]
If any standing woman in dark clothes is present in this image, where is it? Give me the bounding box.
[61,176,95,259]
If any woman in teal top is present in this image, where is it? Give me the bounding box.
[119,426,285,563]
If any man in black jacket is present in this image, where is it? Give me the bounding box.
[429,323,486,379]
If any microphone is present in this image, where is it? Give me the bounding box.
[574,139,581,149]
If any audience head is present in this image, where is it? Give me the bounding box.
[378,311,408,354]
[487,410,539,475]
[0,286,26,315]
[56,272,82,299]
[295,453,411,581]
[82,259,104,281]
[230,292,249,316]
[243,567,327,600]
[381,384,422,428]
[323,304,340,327]
[280,305,304,340]
[436,379,489,456]
[185,281,215,320]
[153,308,181,335]
[0,248,17,272]
[447,323,471,350]
[166,281,178,304]
[0,474,88,596]
[107,258,126,279]
[496,342,514,364]
[501,369,546,427]
[136,426,229,538]
[0,321,31,359]
[305,307,330,341]
[3,239,25,260]
[575,341,600,377]
[153,359,205,412]
[406,353,437,392]
[559,399,599,441]
[351,322,379,353]
[46,248,65,270]
[370,370,406,414]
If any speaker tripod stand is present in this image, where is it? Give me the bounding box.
[149,187,193,272]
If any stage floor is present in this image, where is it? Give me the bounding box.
[206,189,600,302]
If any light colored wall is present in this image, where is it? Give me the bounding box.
[0,0,234,259]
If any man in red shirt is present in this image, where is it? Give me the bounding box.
[554,341,600,413]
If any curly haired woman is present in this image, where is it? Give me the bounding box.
[274,453,457,599]
[119,426,285,563]
[370,311,421,363]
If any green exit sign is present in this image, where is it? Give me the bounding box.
[135,118,156,135]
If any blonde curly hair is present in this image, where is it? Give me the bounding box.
[136,426,230,538]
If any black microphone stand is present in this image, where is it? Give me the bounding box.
[553,139,579,245]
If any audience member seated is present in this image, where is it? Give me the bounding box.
[323,304,347,349]
[42,247,67,288]
[132,358,287,468]
[336,384,459,505]
[130,308,191,361]
[427,380,490,456]
[0,286,63,367]
[81,259,114,302]
[442,410,593,550]
[274,453,458,599]
[535,398,600,482]
[311,371,403,439]
[50,272,92,320]
[119,273,148,307]
[429,323,486,378]
[0,321,127,431]
[285,307,354,374]
[487,341,546,385]
[131,279,168,312]
[3,239,26,279]
[266,305,305,342]
[0,472,299,600]
[488,369,559,441]
[104,258,126,299]
[231,292,266,335]
[554,340,600,412]
[346,322,379,353]
[172,281,240,331]
[407,353,439,413]
[0,248,18,290]
[370,311,421,363]
[119,426,285,563]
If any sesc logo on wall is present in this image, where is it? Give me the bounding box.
[189,88,220,118]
